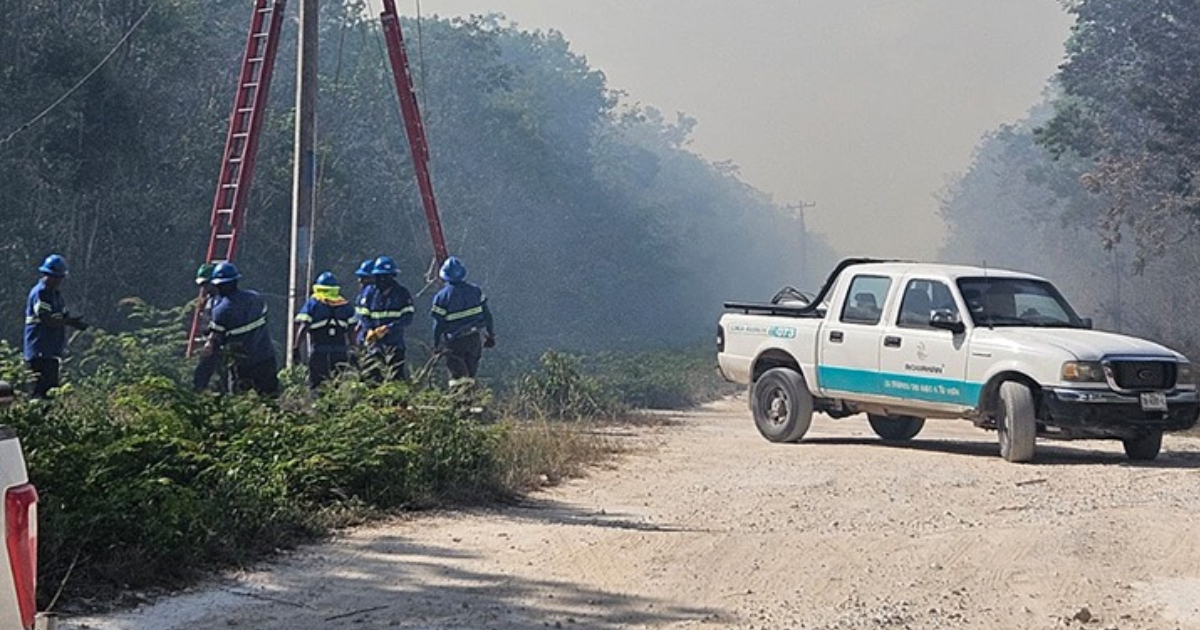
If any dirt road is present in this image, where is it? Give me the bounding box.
[67,397,1200,630]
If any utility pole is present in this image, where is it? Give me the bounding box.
[788,201,817,286]
[288,0,318,367]
[1111,247,1124,331]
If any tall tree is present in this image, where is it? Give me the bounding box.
[1038,0,1200,261]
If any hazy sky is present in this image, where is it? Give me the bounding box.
[405,1,1074,260]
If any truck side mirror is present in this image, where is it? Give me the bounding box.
[1081,317,1094,330]
[929,309,965,334]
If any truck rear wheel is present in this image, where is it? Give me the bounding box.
[998,381,1037,463]
[867,414,925,440]
[752,368,814,443]
[1123,431,1162,461]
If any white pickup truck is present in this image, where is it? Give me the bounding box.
[1,382,39,630]
[718,259,1199,462]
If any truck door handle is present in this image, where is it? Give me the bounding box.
[829,330,844,343]
[883,335,902,348]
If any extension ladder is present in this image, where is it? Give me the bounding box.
[381,0,449,265]
[187,0,288,356]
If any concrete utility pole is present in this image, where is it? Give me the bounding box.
[288,0,318,367]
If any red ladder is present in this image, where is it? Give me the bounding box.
[380,0,450,266]
[187,0,288,356]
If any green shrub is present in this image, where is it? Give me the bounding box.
[0,345,502,604]
[588,347,732,409]
[507,351,625,420]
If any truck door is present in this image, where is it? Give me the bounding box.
[878,277,975,410]
[817,274,893,401]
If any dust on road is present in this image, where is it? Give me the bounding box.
[68,397,1200,630]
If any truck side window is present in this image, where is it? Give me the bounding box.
[840,275,891,325]
[898,279,958,328]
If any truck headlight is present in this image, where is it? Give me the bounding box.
[1179,362,1195,385]
[1062,361,1107,383]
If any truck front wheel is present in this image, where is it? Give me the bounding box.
[1123,431,1162,461]
[867,414,925,440]
[752,368,814,443]
[998,381,1037,463]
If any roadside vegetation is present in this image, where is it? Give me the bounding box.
[0,303,725,610]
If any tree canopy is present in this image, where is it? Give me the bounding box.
[1037,0,1200,260]
[0,1,832,355]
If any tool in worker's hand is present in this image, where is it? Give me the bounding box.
[365,325,388,345]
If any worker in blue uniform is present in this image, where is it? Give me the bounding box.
[192,262,225,392]
[24,254,87,399]
[352,258,375,350]
[293,271,356,389]
[430,256,495,385]
[194,262,279,396]
[363,256,414,380]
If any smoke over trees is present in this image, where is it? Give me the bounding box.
[0,1,832,355]
[941,0,1200,356]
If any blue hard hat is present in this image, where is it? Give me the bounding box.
[315,271,338,287]
[209,261,241,285]
[38,254,69,278]
[372,256,398,276]
[440,256,467,282]
[354,258,375,278]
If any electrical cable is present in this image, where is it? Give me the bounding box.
[0,5,154,148]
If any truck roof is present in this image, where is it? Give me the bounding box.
[842,261,1047,282]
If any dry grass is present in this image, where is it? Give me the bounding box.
[492,418,628,492]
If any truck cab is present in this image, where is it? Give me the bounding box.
[1,382,38,630]
[718,260,1199,462]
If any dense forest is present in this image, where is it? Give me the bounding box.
[940,1,1200,357]
[0,0,836,357]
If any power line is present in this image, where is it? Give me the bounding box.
[0,5,154,148]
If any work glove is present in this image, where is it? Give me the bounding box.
[364,325,388,345]
[484,333,496,349]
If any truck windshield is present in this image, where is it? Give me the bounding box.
[957,277,1086,328]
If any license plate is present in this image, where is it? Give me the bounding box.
[1140,392,1168,412]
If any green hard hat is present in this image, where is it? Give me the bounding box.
[195,263,215,285]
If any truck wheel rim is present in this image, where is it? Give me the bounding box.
[767,388,789,425]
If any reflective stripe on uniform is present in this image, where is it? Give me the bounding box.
[25,316,38,324]
[430,305,448,316]
[445,305,484,322]
[35,301,54,314]
[226,315,267,337]
[370,306,415,319]
[295,313,313,323]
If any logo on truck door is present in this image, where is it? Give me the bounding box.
[729,324,796,339]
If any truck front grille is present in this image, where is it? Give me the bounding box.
[1108,360,1176,391]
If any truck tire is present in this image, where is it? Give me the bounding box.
[998,381,1037,463]
[752,368,814,443]
[1122,431,1162,461]
[867,414,925,440]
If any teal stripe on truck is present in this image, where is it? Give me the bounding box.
[817,365,982,406]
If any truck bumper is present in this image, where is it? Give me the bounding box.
[1041,387,1200,436]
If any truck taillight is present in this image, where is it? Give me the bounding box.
[6,483,37,630]
[717,325,725,353]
